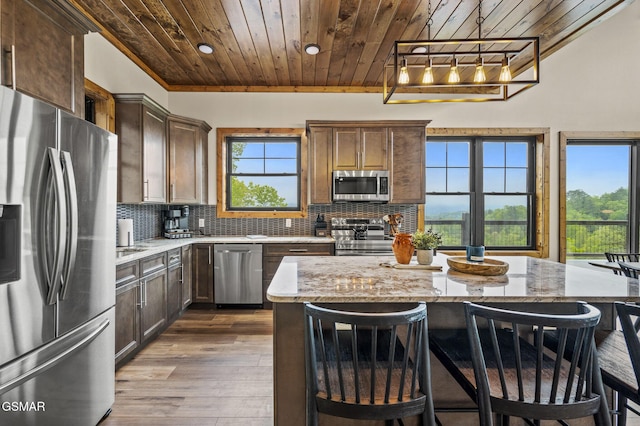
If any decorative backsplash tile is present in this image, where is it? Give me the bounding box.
[117,203,419,242]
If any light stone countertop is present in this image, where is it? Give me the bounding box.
[266,253,640,303]
[115,235,335,265]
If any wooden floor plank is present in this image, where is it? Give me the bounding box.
[101,309,273,425]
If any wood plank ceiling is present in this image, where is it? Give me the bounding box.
[71,0,633,92]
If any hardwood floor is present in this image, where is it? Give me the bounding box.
[101,308,273,425]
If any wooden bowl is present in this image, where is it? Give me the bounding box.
[446,256,509,276]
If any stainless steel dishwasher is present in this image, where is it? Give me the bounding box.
[213,244,263,306]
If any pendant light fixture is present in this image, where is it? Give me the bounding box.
[382,0,540,102]
[473,1,487,83]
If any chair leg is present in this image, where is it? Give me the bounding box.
[385,420,395,426]
[618,394,628,426]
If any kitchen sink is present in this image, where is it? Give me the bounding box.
[116,247,148,258]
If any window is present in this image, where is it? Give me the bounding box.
[423,130,545,253]
[560,133,640,261]
[216,128,307,218]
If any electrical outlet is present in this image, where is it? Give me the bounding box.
[198,218,205,228]
[285,218,292,228]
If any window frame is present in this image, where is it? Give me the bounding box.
[559,131,640,262]
[216,128,308,219]
[420,128,549,258]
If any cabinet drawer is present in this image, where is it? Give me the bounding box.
[116,260,139,287]
[140,252,167,276]
[263,243,334,257]
[167,248,181,266]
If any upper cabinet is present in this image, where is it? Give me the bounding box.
[0,0,97,116]
[115,94,169,204]
[167,114,211,204]
[333,127,388,170]
[307,120,429,204]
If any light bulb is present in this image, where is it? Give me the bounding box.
[499,56,512,82]
[422,59,434,85]
[398,58,410,85]
[448,57,460,84]
[473,57,486,83]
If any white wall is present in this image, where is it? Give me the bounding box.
[85,1,640,260]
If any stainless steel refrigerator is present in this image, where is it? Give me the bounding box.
[0,85,117,425]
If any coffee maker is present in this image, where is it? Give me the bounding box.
[163,206,192,239]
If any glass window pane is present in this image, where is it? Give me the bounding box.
[448,142,470,167]
[265,159,297,174]
[232,142,264,158]
[506,143,527,167]
[230,176,298,208]
[484,168,504,192]
[426,168,446,192]
[566,144,630,257]
[484,195,529,247]
[425,194,471,246]
[265,142,296,158]
[484,142,504,167]
[234,159,264,174]
[426,142,446,167]
[447,168,469,192]
[505,168,527,192]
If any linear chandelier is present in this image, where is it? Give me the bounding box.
[383,1,540,103]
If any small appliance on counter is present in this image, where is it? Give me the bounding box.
[314,214,328,237]
[163,205,192,239]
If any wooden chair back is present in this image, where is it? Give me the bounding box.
[615,302,640,389]
[303,302,436,425]
[464,301,604,425]
[605,253,640,275]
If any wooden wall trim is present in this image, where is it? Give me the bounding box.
[216,128,308,219]
[84,78,116,133]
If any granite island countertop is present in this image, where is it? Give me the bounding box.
[266,253,640,304]
[116,235,334,265]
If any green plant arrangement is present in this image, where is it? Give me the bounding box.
[411,228,443,250]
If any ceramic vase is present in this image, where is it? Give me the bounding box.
[416,249,434,265]
[392,232,414,264]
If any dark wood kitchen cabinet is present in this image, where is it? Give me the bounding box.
[139,252,167,344]
[167,114,211,204]
[166,248,182,322]
[115,94,169,203]
[115,260,140,366]
[0,0,96,116]
[192,243,214,303]
[333,127,388,171]
[306,120,429,204]
[262,243,334,309]
[181,245,192,309]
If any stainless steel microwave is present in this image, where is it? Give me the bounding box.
[332,170,389,202]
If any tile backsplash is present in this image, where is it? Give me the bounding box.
[117,203,419,243]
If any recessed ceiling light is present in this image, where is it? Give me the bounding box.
[304,43,320,55]
[197,43,214,54]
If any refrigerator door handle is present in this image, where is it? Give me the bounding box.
[0,317,110,394]
[59,150,78,300]
[42,147,68,305]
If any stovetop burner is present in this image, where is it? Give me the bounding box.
[331,217,393,256]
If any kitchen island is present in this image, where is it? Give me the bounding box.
[266,253,640,426]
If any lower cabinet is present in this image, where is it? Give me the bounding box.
[262,243,334,309]
[167,248,182,322]
[192,243,214,303]
[115,251,169,368]
[181,245,192,308]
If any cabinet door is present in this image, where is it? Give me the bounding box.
[1,0,89,116]
[168,119,204,204]
[389,126,426,204]
[192,243,214,303]
[181,245,192,309]
[167,265,182,322]
[143,106,167,203]
[333,128,360,170]
[115,280,140,366]
[360,128,388,170]
[308,127,332,204]
[140,269,167,343]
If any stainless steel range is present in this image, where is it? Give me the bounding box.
[331,217,394,256]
